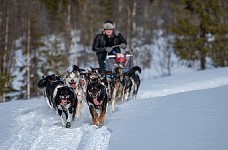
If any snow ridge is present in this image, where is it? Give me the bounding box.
[139,77,228,99]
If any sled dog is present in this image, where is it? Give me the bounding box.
[86,74,108,126]
[54,86,77,128]
[37,74,64,109]
[64,65,86,119]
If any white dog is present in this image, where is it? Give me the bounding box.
[64,67,86,119]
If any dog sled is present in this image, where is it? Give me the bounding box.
[103,46,141,112]
[105,49,134,72]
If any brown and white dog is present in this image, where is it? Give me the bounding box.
[64,65,86,119]
[84,68,108,126]
[86,75,108,127]
[111,66,126,112]
[100,70,113,103]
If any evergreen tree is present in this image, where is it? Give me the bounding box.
[170,0,228,69]
[19,0,46,99]
[0,0,20,102]
[206,0,228,67]
[40,34,69,77]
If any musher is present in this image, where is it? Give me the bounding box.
[92,20,127,71]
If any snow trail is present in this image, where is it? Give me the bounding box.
[0,69,228,150]
[2,102,111,150]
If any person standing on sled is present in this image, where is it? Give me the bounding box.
[92,20,127,71]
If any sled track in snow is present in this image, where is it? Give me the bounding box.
[5,105,111,150]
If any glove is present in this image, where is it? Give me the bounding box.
[105,47,113,53]
[120,43,126,49]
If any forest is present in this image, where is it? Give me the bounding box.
[0,0,227,102]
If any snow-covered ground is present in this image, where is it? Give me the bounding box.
[0,67,228,150]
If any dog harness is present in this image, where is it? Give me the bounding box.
[59,100,70,112]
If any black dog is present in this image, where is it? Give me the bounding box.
[54,86,78,128]
[86,77,108,127]
[37,74,64,109]
[126,66,141,99]
[125,66,141,100]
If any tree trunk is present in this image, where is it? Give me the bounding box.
[200,28,206,70]
[132,0,137,64]
[66,0,71,55]
[27,14,31,99]
[118,0,122,25]
[127,5,131,49]
[2,5,10,103]
[200,55,206,70]
[132,0,137,36]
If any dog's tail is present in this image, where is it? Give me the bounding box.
[37,78,48,88]
[127,66,141,77]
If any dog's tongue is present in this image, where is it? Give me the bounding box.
[70,83,76,89]
[93,98,99,105]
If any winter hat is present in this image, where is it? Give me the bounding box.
[102,20,116,30]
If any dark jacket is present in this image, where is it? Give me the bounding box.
[92,32,127,57]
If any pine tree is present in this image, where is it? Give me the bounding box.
[206,0,228,67]
[0,0,19,102]
[170,0,228,69]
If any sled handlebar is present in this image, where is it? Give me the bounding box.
[106,54,133,59]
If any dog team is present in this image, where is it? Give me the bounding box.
[37,65,141,128]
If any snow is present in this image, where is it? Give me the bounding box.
[1,67,228,150]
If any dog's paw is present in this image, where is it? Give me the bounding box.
[92,125,99,129]
[66,122,71,128]
[95,122,102,128]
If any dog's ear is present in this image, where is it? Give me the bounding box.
[65,71,70,78]
[72,65,80,72]
[55,75,62,80]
